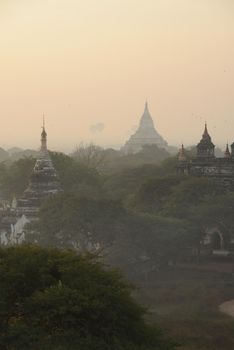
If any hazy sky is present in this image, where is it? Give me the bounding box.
[0,0,233,152]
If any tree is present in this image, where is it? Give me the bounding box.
[103,145,170,174]
[103,164,164,201]
[162,177,223,218]
[131,175,184,213]
[190,192,234,250]
[122,213,189,268]
[50,152,102,198]
[32,192,191,270]
[0,157,35,198]
[0,148,9,162]
[29,194,127,250]
[0,246,175,350]
[71,143,106,170]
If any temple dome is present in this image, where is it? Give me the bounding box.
[197,124,215,158]
[123,102,167,154]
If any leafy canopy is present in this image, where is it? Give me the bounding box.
[0,245,175,350]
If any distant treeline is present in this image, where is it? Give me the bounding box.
[1,143,233,277]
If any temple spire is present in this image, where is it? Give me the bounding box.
[231,142,234,158]
[178,144,186,162]
[224,143,231,158]
[144,100,149,113]
[203,123,210,139]
[197,123,215,158]
[123,102,167,154]
[41,115,47,152]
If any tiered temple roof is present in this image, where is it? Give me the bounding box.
[177,124,234,189]
[196,124,215,158]
[16,123,62,217]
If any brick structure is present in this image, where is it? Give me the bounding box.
[178,124,234,189]
[0,123,62,245]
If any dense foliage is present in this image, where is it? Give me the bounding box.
[0,245,175,350]
[0,157,35,198]
[1,146,234,269]
[1,145,234,349]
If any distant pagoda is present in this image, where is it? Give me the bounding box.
[123,102,167,154]
[0,121,62,245]
[196,123,215,159]
[16,121,62,218]
[177,124,234,189]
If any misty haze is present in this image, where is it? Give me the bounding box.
[0,1,234,350]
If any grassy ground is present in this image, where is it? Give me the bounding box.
[134,264,234,350]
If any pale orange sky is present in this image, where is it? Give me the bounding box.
[0,0,233,152]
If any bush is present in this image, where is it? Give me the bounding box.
[0,245,175,350]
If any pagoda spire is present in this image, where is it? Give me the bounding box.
[178,144,186,162]
[202,123,210,139]
[41,115,47,152]
[231,142,234,158]
[224,143,231,158]
[144,100,149,112]
[123,101,167,154]
[197,123,215,158]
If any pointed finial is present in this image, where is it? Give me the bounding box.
[41,114,47,136]
[42,113,45,129]
[224,143,231,158]
[41,115,47,151]
[202,122,210,138]
[143,100,150,116]
[178,143,186,161]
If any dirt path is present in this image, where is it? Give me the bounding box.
[219,300,234,317]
